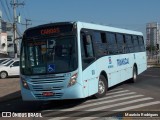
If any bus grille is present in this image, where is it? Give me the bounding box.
[34,93,63,99]
[29,75,66,84]
[32,86,63,91]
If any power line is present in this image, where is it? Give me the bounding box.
[21,18,32,29]
[5,0,13,21]
[11,0,25,58]
[0,0,12,22]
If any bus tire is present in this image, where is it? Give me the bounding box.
[130,66,137,83]
[95,75,107,98]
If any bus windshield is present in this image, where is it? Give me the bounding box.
[21,36,77,75]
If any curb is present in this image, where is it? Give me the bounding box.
[0,91,21,103]
[147,65,160,68]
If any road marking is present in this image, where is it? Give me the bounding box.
[74,98,154,120]
[77,117,119,120]
[43,92,137,113]
[86,92,136,103]
[114,101,160,111]
[141,74,160,78]
[50,117,119,120]
[85,97,153,111]
[109,88,123,92]
[45,95,144,117]
[53,97,153,120]
[106,90,129,95]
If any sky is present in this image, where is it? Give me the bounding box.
[1,0,160,37]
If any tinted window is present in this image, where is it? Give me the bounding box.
[101,32,107,43]
[133,35,139,52]
[5,60,14,66]
[1,59,12,64]
[94,32,102,43]
[0,59,8,64]
[106,32,117,54]
[21,36,77,75]
[93,31,107,57]
[81,33,95,70]
[125,35,134,53]
[138,36,145,52]
[12,61,19,67]
[85,35,94,57]
[7,36,12,41]
[116,34,124,54]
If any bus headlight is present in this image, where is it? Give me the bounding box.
[21,77,30,90]
[68,73,77,87]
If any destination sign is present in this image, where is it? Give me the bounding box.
[24,24,74,38]
[40,28,60,35]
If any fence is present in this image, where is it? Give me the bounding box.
[147,51,160,65]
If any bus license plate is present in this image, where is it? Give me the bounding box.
[42,92,54,96]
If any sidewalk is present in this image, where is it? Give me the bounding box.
[147,62,160,68]
[0,78,21,103]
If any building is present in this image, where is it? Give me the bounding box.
[0,9,15,57]
[146,22,160,48]
[0,10,7,57]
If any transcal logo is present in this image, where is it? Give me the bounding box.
[117,58,129,66]
[108,57,113,68]
[108,57,112,64]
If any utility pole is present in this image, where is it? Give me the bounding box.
[11,0,24,58]
[21,19,32,29]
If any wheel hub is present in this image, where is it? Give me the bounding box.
[98,80,105,94]
[1,72,7,78]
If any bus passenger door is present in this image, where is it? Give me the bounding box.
[81,33,98,97]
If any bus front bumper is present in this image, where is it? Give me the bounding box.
[20,82,85,101]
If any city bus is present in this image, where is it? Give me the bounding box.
[20,21,147,101]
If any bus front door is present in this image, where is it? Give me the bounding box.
[81,34,98,97]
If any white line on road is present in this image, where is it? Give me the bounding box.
[113,101,160,111]
[45,94,144,117]
[106,90,130,95]
[43,92,137,113]
[86,92,136,103]
[76,98,155,120]
[51,97,153,120]
[108,88,123,92]
[85,97,153,111]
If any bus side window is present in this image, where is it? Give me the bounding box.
[106,32,117,55]
[116,33,124,54]
[138,36,145,52]
[125,35,134,53]
[81,33,95,70]
[133,35,140,52]
[83,35,94,57]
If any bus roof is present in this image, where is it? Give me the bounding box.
[24,21,143,36]
[76,21,143,36]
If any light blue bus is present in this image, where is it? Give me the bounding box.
[20,21,147,101]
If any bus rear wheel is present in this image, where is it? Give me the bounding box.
[95,75,107,98]
[130,66,137,83]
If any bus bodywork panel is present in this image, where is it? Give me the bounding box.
[20,72,85,101]
[77,21,147,90]
[20,21,147,100]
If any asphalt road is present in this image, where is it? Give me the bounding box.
[0,67,160,119]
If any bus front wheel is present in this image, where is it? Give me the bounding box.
[95,75,108,98]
